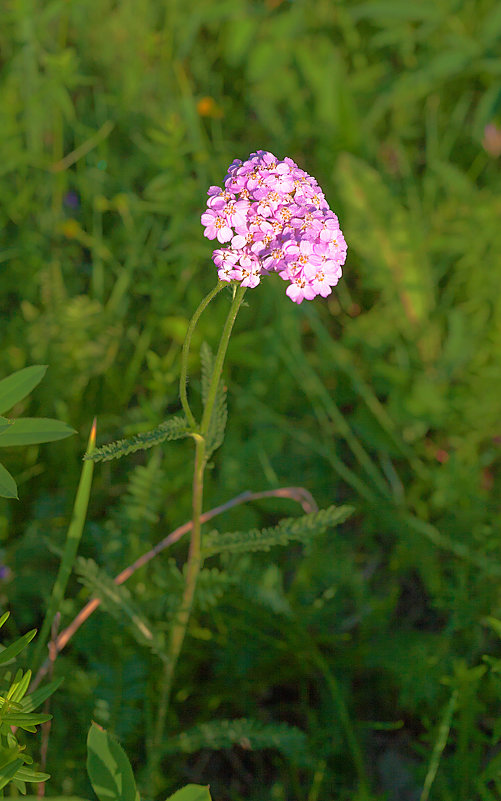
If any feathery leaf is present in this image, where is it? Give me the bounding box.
[163,718,309,765]
[76,558,167,662]
[203,504,354,557]
[85,416,191,462]
[200,341,228,460]
[200,342,213,407]
[205,378,227,461]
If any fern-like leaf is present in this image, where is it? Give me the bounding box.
[205,379,227,461]
[200,342,213,407]
[194,566,235,611]
[85,416,190,462]
[76,558,167,662]
[163,718,309,765]
[203,504,354,558]
[199,341,227,460]
[119,450,165,524]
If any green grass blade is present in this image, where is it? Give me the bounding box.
[304,306,429,478]
[420,691,457,801]
[32,419,97,673]
[278,342,392,499]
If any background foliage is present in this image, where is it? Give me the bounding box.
[1,0,501,799]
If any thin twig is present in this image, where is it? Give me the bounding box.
[49,121,114,172]
[29,486,317,693]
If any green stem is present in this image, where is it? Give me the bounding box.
[149,283,246,783]
[201,284,247,436]
[150,434,205,773]
[179,281,226,427]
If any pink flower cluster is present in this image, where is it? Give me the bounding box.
[201,150,347,304]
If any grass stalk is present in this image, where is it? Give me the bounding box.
[31,420,96,674]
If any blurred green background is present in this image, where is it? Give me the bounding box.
[1,0,501,799]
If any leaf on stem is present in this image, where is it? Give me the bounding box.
[200,342,227,460]
[200,342,213,406]
[205,379,227,461]
[85,416,191,462]
[203,504,354,557]
[76,558,167,662]
[163,718,309,765]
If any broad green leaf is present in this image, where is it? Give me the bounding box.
[0,612,9,629]
[87,723,139,801]
[0,629,36,665]
[0,366,47,415]
[0,417,75,447]
[165,786,212,801]
[0,758,24,791]
[0,462,18,499]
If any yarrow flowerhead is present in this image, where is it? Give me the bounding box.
[201,150,347,303]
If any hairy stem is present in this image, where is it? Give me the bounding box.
[150,435,205,774]
[149,283,246,783]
